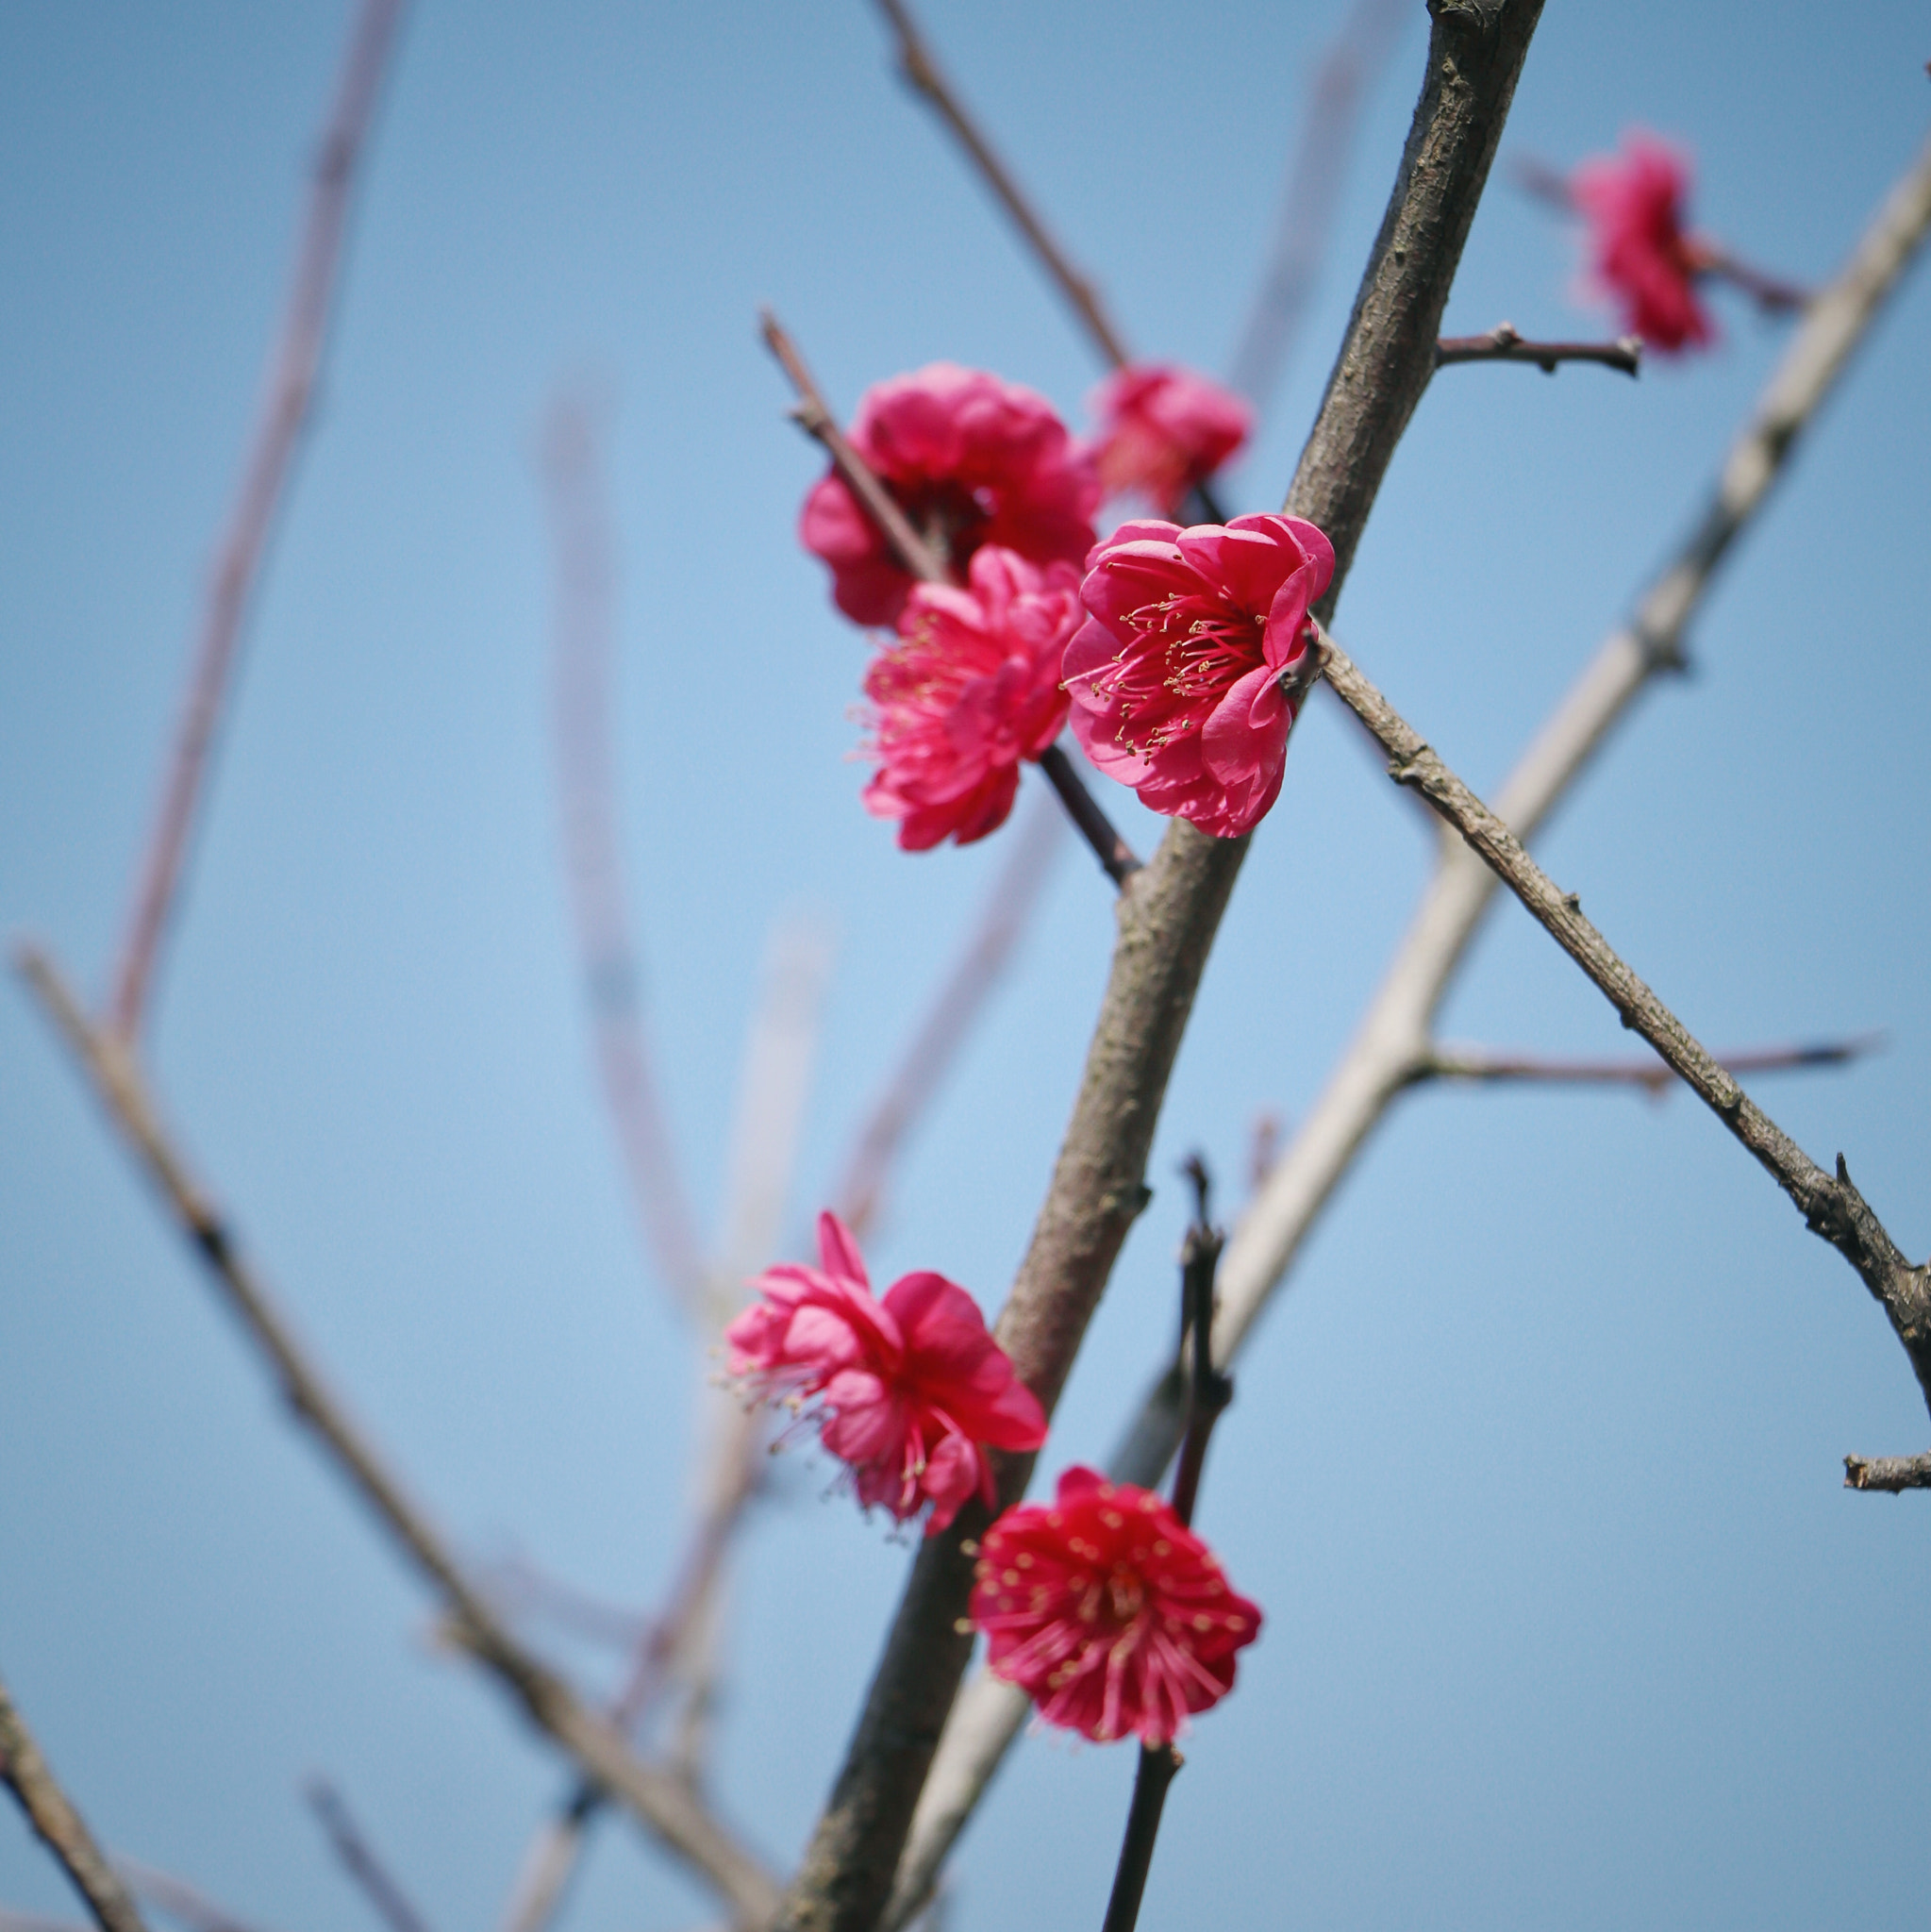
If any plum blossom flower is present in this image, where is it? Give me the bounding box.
[724,1211,1047,1535]
[860,545,1080,850]
[969,1466,1262,1747]
[1062,511,1335,840]
[800,362,1099,626]
[1571,131,1714,353]
[1089,363,1253,517]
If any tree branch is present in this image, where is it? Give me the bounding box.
[1319,625,1931,1413]
[1422,1033,1883,1093]
[758,308,1143,887]
[0,1667,149,1932]
[1842,1455,1931,1493]
[13,947,781,1932]
[303,1779,434,1932]
[777,8,1546,1927]
[108,0,408,1042]
[1435,322,1640,374]
[883,124,1931,1932]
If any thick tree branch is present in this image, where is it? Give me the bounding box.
[779,8,1545,1928]
[1319,628,1931,1412]
[13,948,781,1932]
[885,125,1931,1930]
[1435,322,1640,374]
[109,0,408,1042]
[0,1668,149,1932]
[1842,1455,1931,1493]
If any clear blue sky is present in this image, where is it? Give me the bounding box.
[3,4,1929,1929]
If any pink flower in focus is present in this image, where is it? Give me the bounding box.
[861,545,1080,851]
[1571,131,1713,352]
[969,1467,1262,1747]
[1090,363,1253,517]
[724,1211,1047,1535]
[800,362,1100,626]
[1062,512,1335,840]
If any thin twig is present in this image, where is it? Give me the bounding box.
[1319,625,1931,1418]
[872,0,1130,369]
[1226,0,1412,415]
[0,1667,149,1932]
[108,0,408,1042]
[13,946,781,1932]
[1423,1033,1885,1094]
[783,9,1547,1927]
[1696,247,1811,315]
[1842,1454,1931,1493]
[758,308,1143,889]
[303,1779,433,1932]
[541,391,710,1315]
[109,1859,276,1932]
[884,125,1931,1932]
[1435,323,1641,375]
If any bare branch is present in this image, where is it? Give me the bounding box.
[303,1779,433,1932]
[109,1860,276,1932]
[1435,322,1640,375]
[1226,0,1411,414]
[779,9,1547,1927]
[758,308,1142,888]
[0,1911,89,1932]
[541,391,711,1315]
[884,124,1931,1932]
[13,946,781,1931]
[1843,1455,1931,1493]
[872,0,1130,369]
[0,1667,149,1932]
[1423,1033,1885,1093]
[108,0,408,1042]
[1320,626,1931,1410]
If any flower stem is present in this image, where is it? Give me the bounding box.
[1038,746,1142,887]
[1100,1745,1181,1932]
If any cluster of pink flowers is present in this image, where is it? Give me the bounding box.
[800,359,1329,847]
[1088,363,1252,518]
[724,1212,1047,1534]
[1063,512,1334,839]
[1571,131,1714,353]
[968,1466,1262,1746]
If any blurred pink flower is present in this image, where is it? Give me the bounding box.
[1572,131,1713,352]
[1062,512,1334,839]
[725,1211,1047,1534]
[969,1466,1262,1747]
[860,545,1080,851]
[1090,363,1253,517]
[800,362,1099,626]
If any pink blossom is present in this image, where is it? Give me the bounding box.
[1090,363,1253,517]
[1061,511,1335,840]
[1572,131,1713,353]
[860,545,1080,851]
[800,362,1100,626]
[969,1467,1262,1747]
[724,1211,1047,1534]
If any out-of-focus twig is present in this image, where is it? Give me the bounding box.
[302,1780,432,1932]
[541,391,709,1315]
[873,0,1130,369]
[885,125,1931,1932]
[1435,323,1641,375]
[108,0,408,1042]
[1423,1033,1885,1094]
[109,1859,274,1932]
[759,310,1142,889]
[1226,0,1411,414]
[14,945,781,1931]
[0,1667,149,1932]
[834,791,1062,1239]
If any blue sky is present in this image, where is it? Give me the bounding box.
[3,4,1929,1929]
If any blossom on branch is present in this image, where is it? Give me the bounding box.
[725,1211,1047,1534]
[800,362,1099,625]
[1572,131,1713,352]
[970,1466,1262,1746]
[860,545,1080,850]
[1089,362,1253,517]
[1062,512,1334,839]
